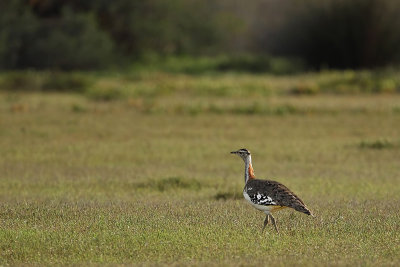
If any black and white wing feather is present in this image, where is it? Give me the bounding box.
[244,179,313,215]
[247,191,277,206]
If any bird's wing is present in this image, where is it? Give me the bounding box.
[245,179,312,215]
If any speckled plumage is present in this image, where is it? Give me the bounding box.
[244,179,312,215]
[231,148,313,233]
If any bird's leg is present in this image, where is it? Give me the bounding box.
[262,214,270,233]
[269,214,279,233]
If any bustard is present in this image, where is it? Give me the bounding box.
[231,148,313,233]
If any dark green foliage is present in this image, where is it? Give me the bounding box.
[94,0,228,57]
[135,55,305,75]
[28,10,114,70]
[132,56,223,75]
[272,0,400,69]
[0,0,39,69]
[0,0,231,70]
[215,55,304,74]
[217,55,272,73]
[2,0,400,71]
[0,1,114,70]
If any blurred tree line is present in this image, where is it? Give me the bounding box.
[1,0,400,70]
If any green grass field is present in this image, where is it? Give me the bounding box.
[1,71,400,265]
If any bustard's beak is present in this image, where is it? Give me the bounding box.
[231,151,238,154]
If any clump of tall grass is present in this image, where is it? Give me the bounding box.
[42,73,90,92]
[291,70,400,95]
[214,191,242,200]
[85,87,125,101]
[291,82,320,95]
[134,103,302,116]
[2,69,400,101]
[319,71,400,94]
[0,71,91,92]
[136,177,203,192]
[136,55,305,75]
[359,139,395,149]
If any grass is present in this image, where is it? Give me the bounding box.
[1,70,400,265]
[1,68,400,98]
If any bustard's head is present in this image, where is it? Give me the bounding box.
[231,148,251,162]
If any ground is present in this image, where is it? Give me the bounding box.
[0,71,399,265]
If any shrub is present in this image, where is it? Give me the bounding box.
[0,2,115,70]
[0,72,92,92]
[0,72,42,91]
[272,0,400,69]
[42,73,91,92]
[0,0,39,70]
[86,87,125,101]
[217,55,271,73]
[26,9,115,70]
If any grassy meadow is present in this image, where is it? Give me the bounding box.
[0,70,400,265]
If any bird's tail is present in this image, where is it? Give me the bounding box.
[297,205,314,217]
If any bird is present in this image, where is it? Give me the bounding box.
[231,148,313,233]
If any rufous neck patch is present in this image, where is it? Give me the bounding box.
[248,164,255,179]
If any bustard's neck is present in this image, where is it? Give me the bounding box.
[244,155,255,183]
